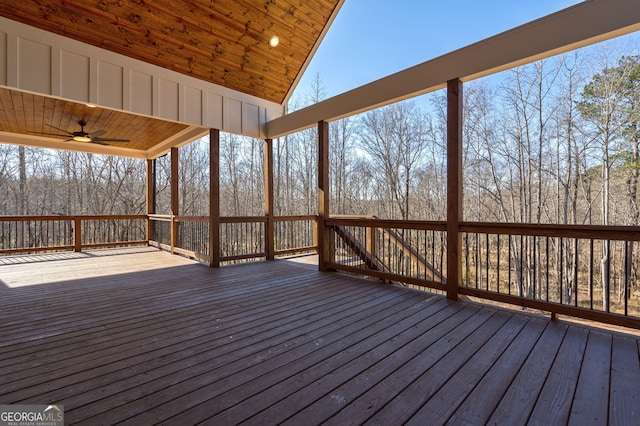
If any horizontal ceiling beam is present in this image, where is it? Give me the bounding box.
[266,0,640,139]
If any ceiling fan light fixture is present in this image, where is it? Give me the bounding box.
[269,35,279,48]
[73,135,92,142]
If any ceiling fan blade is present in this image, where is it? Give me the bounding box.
[89,129,106,138]
[93,138,130,142]
[90,140,109,146]
[45,124,72,135]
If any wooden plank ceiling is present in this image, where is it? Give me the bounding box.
[0,0,341,104]
[0,88,189,152]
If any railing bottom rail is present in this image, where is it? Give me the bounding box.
[460,287,640,330]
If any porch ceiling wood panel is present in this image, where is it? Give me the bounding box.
[0,0,341,105]
[0,88,189,152]
[1,248,639,424]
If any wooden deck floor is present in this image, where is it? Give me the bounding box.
[1,247,639,425]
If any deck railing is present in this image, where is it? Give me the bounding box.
[459,222,640,329]
[4,213,638,329]
[275,215,317,256]
[325,216,447,291]
[148,214,318,264]
[0,215,147,254]
[220,216,267,263]
[319,218,640,330]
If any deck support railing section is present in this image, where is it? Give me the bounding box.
[325,216,447,292]
[148,214,318,265]
[318,217,640,329]
[219,216,268,263]
[460,222,640,329]
[0,215,147,254]
[274,215,317,257]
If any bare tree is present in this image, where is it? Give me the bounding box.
[359,101,428,220]
[330,116,358,214]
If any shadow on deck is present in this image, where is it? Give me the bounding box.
[0,247,639,425]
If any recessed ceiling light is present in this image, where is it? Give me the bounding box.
[269,35,279,48]
[86,103,97,108]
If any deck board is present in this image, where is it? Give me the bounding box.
[568,330,612,425]
[367,310,515,425]
[486,321,568,425]
[445,316,548,425]
[528,325,589,425]
[1,247,639,425]
[407,315,543,425]
[609,335,640,425]
[319,305,492,426]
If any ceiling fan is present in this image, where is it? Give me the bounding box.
[39,120,130,145]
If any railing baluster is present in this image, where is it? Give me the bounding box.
[574,238,579,307]
[624,241,629,316]
[606,239,611,313]
[508,234,512,296]
[496,234,501,293]
[545,237,550,302]
[464,233,469,287]
[560,237,564,305]
[533,236,537,300]
[589,239,594,310]
[519,235,523,297]
[483,233,488,291]
[475,233,480,289]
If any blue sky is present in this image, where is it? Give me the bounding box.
[294,0,585,100]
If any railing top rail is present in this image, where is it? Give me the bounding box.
[79,214,148,220]
[221,216,269,224]
[462,221,640,241]
[326,217,447,231]
[0,214,147,221]
[148,214,171,221]
[174,216,209,223]
[151,214,317,223]
[274,215,318,221]
[330,215,377,219]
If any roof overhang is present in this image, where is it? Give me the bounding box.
[267,0,640,138]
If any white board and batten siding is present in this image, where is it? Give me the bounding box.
[0,17,284,139]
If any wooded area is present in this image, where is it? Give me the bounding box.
[1,39,637,225]
[1,36,639,317]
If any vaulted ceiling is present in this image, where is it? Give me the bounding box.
[0,0,342,158]
[0,0,341,105]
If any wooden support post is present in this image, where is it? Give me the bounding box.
[73,217,82,252]
[264,138,275,260]
[446,78,463,300]
[209,129,221,267]
[145,159,155,243]
[170,146,179,254]
[318,120,332,271]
